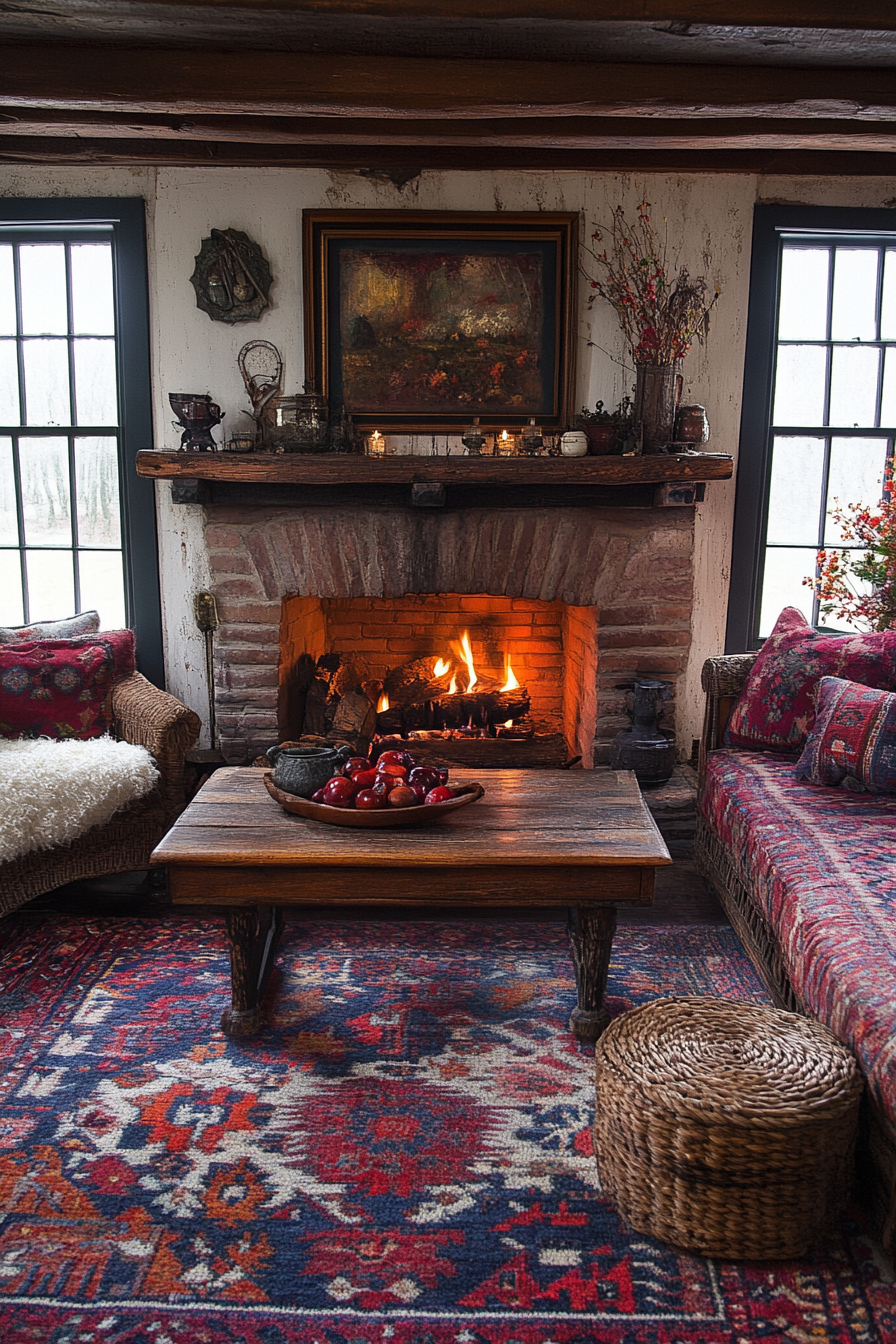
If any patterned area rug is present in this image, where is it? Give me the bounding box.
[0,915,893,1344]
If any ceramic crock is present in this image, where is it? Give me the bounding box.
[560,430,588,457]
[266,744,352,798]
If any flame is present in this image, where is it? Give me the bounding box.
[503,718,513,728]
[447,674,457,694]
[500,655,520,692]
[377,693,389,712]
[433,657,450,677]
[457,630,477,692]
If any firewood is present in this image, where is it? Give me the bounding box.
[329,689,377,748]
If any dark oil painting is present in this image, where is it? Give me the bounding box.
[338,246,545,414]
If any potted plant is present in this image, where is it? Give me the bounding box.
[585,200,720,453]
[577,400,616,454]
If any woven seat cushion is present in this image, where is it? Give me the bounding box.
[700,750,896,1129]
[724,607,896,753]
[0,734,160,864]
[0,630,135,739]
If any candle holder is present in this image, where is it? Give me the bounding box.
[366,431,385,457]
[519,419,543,455]
[495,430,517,456]
[461,418,486,456]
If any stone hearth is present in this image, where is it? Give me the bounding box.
[204,503,694,765]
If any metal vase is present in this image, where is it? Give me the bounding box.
[633,363,682,454]
[611,678,677,786]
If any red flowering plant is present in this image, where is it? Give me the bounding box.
[804,455,896,632]
[585,198,720,365]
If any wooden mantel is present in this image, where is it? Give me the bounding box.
[136,449,733,488]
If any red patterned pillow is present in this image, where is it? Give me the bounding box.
[725,607,896,753]
[0,631,135,740]
[794,676,896,793]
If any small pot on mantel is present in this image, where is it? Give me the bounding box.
[582,423,617,455]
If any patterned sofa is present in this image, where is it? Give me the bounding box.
[695,652,896,1256]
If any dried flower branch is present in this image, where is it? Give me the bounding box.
[584,199,720,366]
[803,454,896,632]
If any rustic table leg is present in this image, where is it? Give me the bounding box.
[567,903,617,1042]
[221,904,284,1038]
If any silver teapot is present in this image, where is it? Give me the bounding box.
[266,743,352,798]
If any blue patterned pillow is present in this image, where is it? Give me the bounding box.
[794,676,896,794]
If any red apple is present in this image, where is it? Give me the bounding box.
[376,761,407,781]
[373,775,397,796]
[311,787,327,803]
[322,776,357,807]
[355,788,385,809]
[388,785,416,808]
[408,766,442,792]
[424,785,454,805]
[345,756,372,775]
[407,783,427,803]
[377,750,408,767]
[350,767,378,789]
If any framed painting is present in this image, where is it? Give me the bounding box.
[303,210,578,433]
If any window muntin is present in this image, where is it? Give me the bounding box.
[0,233,125,629]
[758,237,895,636]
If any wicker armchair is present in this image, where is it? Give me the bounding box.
[694,653,896,1255]
[0,672,201,918]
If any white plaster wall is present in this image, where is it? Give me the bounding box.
[3,163,894,750]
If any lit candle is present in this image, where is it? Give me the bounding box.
[367,430,384,457]
[496,429,516,456]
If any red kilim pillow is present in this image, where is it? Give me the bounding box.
[0,630,136,740]
[725,607,896,753]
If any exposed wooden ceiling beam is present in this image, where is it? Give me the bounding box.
[32,1,896,30]
[2,109,896,153]
[2,136,894,177]
[2,46,896,120]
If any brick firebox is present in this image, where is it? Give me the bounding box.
[204,502,695,765]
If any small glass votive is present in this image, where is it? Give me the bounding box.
[225,433,255,453]
[496,430,516,456]
[366,430,385,457]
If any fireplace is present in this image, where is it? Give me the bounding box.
[279,592,598,767]
[204,501,695,768]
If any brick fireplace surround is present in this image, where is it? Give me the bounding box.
[204,503,695,766]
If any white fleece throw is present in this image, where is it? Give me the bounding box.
[0,736,160,864]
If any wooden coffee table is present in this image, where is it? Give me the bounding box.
[151,766,671,1042]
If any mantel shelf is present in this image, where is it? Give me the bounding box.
[136,450,733,487]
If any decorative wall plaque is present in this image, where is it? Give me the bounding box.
[190,228,273,324]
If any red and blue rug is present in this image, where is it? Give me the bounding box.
[0,914,893,1343]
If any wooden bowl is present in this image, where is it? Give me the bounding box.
[263,772,485,827]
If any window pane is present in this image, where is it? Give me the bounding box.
[766,436,824,546]
[74,339,117,426]
[772,345,827,426]
[0,436,17,545]
[70,244,114,335]
[19,244,67,335]
[881,250,896,340]
[22,339,70,426]
[759,548,816,638]
[25,548,74,623]
[831,248,879,342]
[19,436,71,546]
[0,245,15,336]
[0,550,23,625]
[0,340,19,424]
[825,437,889,545]
[778,247,829,340]
[880,347,896,428]
[828,345,880,427]
[75,436,120,546]
[79,550,125,630]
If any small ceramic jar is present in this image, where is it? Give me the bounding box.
[560,430,588,457]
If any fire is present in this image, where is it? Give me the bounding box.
[377,693,389,712]
[447,674,457,694]
[433,657,450,677]
[500,655,520,692]
[457,630,477,692]
[503,718,513,728]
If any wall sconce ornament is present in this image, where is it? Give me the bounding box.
[190,228,273,324]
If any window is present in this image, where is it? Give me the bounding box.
[0,199,162,685]
[727,205,896,653]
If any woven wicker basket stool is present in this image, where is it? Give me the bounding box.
[593,996,863,1259]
